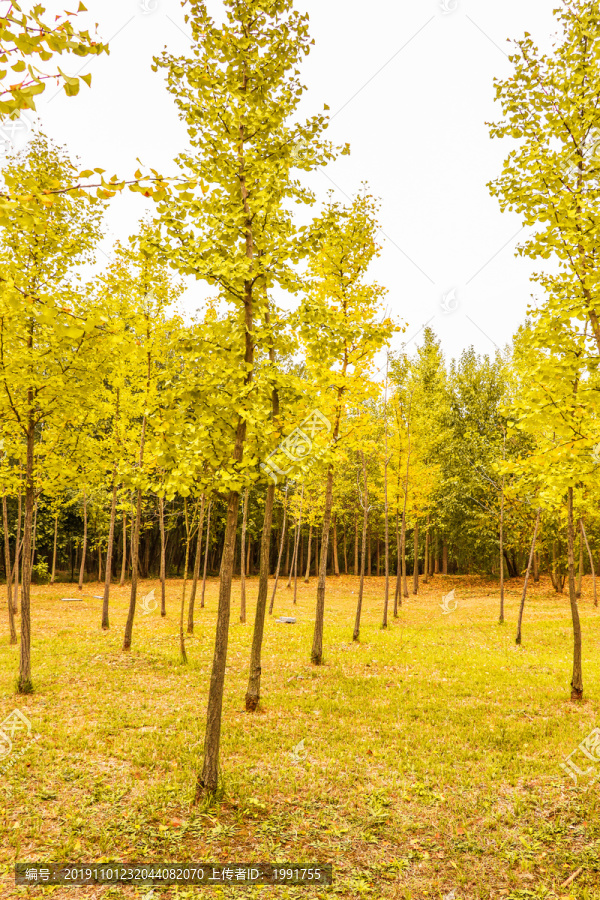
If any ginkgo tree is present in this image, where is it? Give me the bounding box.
[0,133,112,693]
[298,191,398,666]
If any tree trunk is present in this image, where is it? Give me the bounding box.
[533,549,539,584]
[179,498,191,665]
[78,491,88,591]
[187,493,206,632]
[354,513,358,575]
[18,409,35,694]
[12,487,21,613]
[122,486,143,651]
[382,380,390,626]
[102,478,118,630]
[499,468,505,623]
[269,487,288,615]
[424,514,430,585]
[333,513,340,576]
[245,481,276,710]
[293,488,304,605]
[401,508,408,598]
[434,531,440,574]
[120,511,127,587]
[353,450,368,641]
[343,525,348,574]
[30,501,38,570]
[442,540,448,576]
[201,499,212,609]
[412,519,419,595]
[304,524,313,583]
[367,526,371,577]
[3,495,16,645]
[159,495,167,617]
[240,487,249,624]
[567,488,583,701]
[311,467,334,665]
[394,508,401,615]
[515,508,541,645]
[581,520,597,607]
[51,513,58,584]
[576,521,584,598]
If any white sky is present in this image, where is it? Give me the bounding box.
[4,0,562,363]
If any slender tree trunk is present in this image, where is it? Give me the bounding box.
[187,493,206,633]
[412,519,419,595]
[424,514,430,585]
[304,524,313,583]
[18,405,35,694]
[311,467,334,665]
[3,495,16,645]
[401,508,408,598]
[51,513,58,584]
[78,492,88,591]
[367,526,371,577]
[333,513,340,576]
[245,480,277,710]
[354,514,358,575]
[576,522,584,599]
[343,525,348,574]
[581,520,597,607]
[269,487,288,615]
[120,511,127,587]
[201,500,212,609]
[179,498,191,665]
[122,429,149,652]
[394,508,401,615]
[12,488,21,614]
[533,549,539,584]
[293,488,304,605]
[516,509,541,645]
[382,375,390,627]
[354,450,368,641]
[159,495,167,617]
[240,487,249,624]
[102,477,118,631]
[568,488,583,700]
[30,501,38,571]
[434,531,440,574]
[442,540,448,576]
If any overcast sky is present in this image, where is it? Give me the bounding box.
[3,0,563,364]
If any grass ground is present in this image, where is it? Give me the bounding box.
[0,573,599,900]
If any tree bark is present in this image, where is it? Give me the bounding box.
[394,507,401,615]
[18,404,34,694]
[188,493,206,632]
[311,467,334,665]
[533,549,539,584]
[499,466,505,623]
[304,524,313,583]
[201,499,212,609]
[293,487,304,605]
[332,513,340,576]
[159,495,167,617]
[412,519,419,595]
[567,488,583,700]
[102,477,118,631]
[442,540,448,576]
[12,487,21,613]
[245,480,276,710]
[120,510,127,586]
[51,512,58,584]
[576,521,584,598]
[424,514,430,585]
[269,486,288,615]
[3,494,16,645]
[354,513,358,575]
[240,487,249,624]
[180,498,191,665]
[515,508,541,645]
[581,520,597,607]
[78,491,88,591]
[354,450,368,641]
